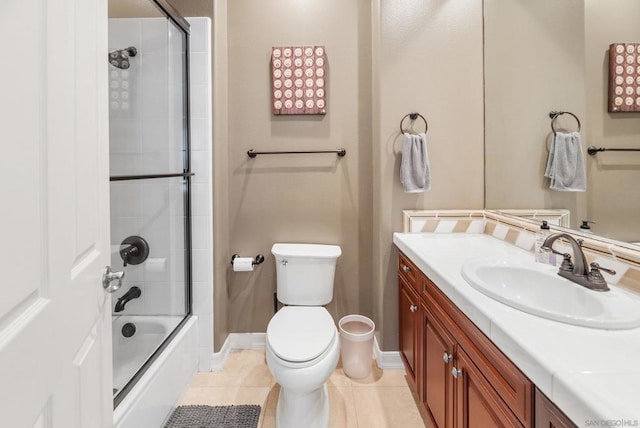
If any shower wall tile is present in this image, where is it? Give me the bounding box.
[191,183,209,216]
[190,118,208,151]
[190,84,210,119]
[109,19,141,51]
[110,119,141,153]
[142,214,172,251]
[191,249,211,283]
[110,182,143,218]
[197,313,212,349]
[143,281,172,315]
[188,19,208,53]
[192,282,211,315]
[171,249,186,284]
[141,52,168,82]
[169,182,186,217]
[186,17,213,370]
[144,249,171,283]
[191,150,210,183]
[189,53,209,86]
[141,79,169,119]
[110,153,143,176]
[110,218,144,249]
[141,119,169,152]
[141,181,171,218]
[191,216,211,250]
[141,19,167,54]
[168,21,184,53]
[141,151,172,174]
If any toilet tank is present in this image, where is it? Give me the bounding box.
[271,243,342,305]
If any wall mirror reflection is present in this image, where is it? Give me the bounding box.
[484,0,640,245]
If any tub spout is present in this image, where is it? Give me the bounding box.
[114,286,141,312]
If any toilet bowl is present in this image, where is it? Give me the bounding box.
[266,306,340,428]
[267,243,342,428]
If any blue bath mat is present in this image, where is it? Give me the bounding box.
[164,404,261,428]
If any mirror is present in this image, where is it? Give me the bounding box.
[484,0,640,245]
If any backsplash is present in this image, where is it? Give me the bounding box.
[402,210,640,295]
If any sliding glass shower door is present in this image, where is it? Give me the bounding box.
[108,0,191,406]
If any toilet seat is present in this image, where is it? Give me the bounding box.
[267,306,336,365]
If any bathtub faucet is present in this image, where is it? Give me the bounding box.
[114,286,142,312]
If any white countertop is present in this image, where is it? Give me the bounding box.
[393,232,640,426]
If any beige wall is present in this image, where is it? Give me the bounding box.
[169,0,483,351]
[585,1,640,243]
[224,0,373,335]
[484,0,587,227]
[372,0,484,348]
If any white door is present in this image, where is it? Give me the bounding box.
[0,0,113,427]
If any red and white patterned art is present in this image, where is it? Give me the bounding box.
[271,46,327,115]
[608,43,640,112]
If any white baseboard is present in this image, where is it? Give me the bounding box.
[210,333,266,371]
[209,332,404,372]
[373,336,404,370]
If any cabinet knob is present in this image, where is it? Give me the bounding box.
[410,305,418,312]
[402,265,410,273]
[442,353,453,364]
[452,367,463,379]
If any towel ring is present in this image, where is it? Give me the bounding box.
[549,111,581,134]
[400,112,428,134]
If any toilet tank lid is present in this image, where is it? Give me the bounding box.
[271,243,341,259]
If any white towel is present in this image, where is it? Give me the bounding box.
[544,131,586,192]
[400,132,430,193]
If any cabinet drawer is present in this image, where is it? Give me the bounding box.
[423,278,533,427]
[399,252,419,288]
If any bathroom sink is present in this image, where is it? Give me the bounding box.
[461,259,640,329]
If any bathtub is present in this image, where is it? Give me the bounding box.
[113,315,198,428]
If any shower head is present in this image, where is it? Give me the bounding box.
[109,46,138,70]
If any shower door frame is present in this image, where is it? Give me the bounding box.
[110,0,193,409]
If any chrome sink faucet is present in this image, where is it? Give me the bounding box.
[541,233,615,292]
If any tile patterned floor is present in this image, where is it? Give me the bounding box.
[180,349,431,427]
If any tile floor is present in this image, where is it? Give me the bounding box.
[180,349,431,427]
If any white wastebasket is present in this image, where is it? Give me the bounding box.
[338,314,375,379]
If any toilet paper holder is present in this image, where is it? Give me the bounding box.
[230,254,265,266]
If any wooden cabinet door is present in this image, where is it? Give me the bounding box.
[424,306,455,428]
[535,389,577,428]
[399,276,420,382]
[454,347,523,428]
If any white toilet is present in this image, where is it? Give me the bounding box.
[266,243,342,428]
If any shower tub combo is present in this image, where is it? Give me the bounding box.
[107,1,211,426]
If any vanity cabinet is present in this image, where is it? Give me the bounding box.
[399,252,534,427]
[423,303,455,427]
[398,254,421,389]
[534,389,577,428]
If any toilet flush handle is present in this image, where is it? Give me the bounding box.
[281,259,288,266]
